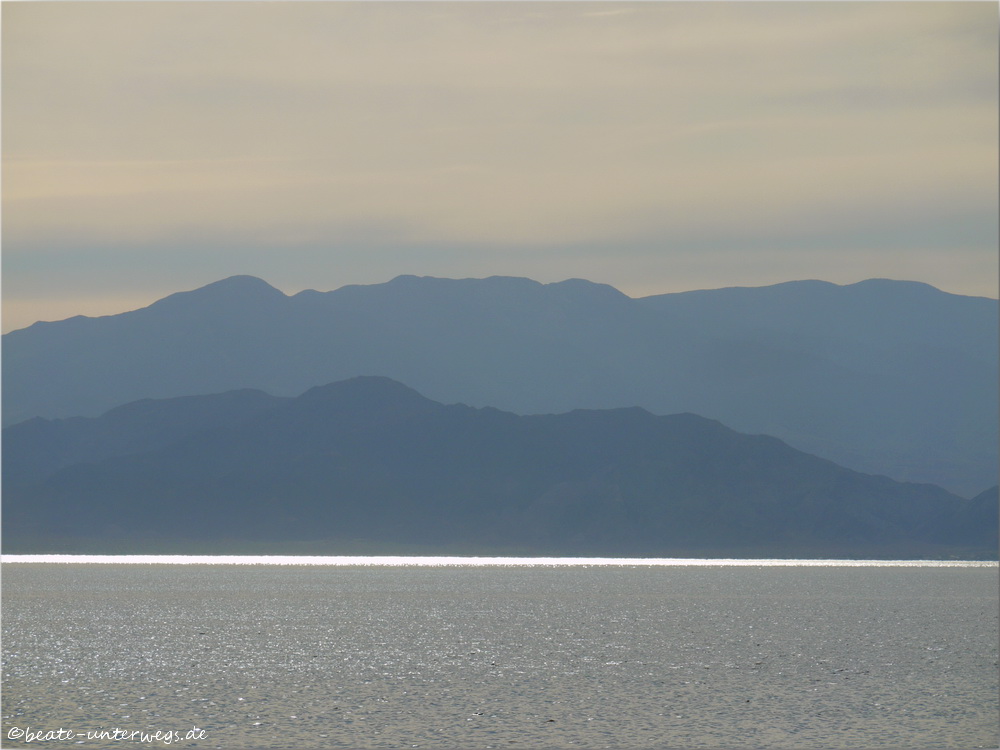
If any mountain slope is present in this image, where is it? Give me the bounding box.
[2,388,282,490]
[3,275,996,495]
[3,377,994,558]
[637,278,999,494]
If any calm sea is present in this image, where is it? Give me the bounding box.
[2,557,997,750]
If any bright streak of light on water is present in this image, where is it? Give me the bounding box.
[1,555,995,567]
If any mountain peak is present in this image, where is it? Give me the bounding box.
[296,376,438,415]
[299,375,425,401]
[547,277,630,301]
[384,274,543,289]
[845,278,957,298]
[188,275,285,298]
[147,275,286,313]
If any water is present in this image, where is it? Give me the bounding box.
[2,558,997,749]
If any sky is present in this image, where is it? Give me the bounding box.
[2,1,997,333]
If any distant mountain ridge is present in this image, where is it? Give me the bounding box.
[3,274,996,496]
[4,376,994,558]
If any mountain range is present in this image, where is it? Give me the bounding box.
[4,376,996,558]
[3,274,996,496]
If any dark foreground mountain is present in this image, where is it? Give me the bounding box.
[2,275,996,496]
[4,377,995,558]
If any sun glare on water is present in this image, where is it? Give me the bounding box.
[0,555,994,567]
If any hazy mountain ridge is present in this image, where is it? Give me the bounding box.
[2,388,282,490]
[4,376,994,558]
[3,274,996,495]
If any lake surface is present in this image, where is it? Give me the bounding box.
[2,558,997,749]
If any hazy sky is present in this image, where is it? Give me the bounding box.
[2,1,997,332]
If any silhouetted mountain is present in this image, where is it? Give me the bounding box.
[2,388,282,490]
[959,486,1000,549]
[636,278,999,495]
[3,377,994,558]
[3,275,996,495]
